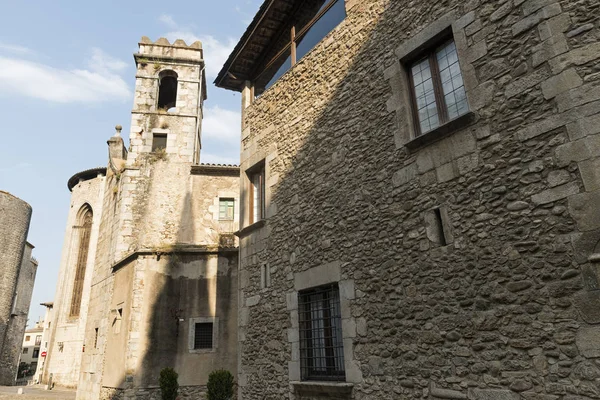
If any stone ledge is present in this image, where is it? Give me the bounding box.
[235,219,266,238]
[291,381,353,397]
[405,112,476,152]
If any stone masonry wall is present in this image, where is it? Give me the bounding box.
[237,0,600,399]
[45,173,105,388]
[0,191,32,385]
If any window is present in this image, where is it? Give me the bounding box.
[32,349,39,359]
[94,328,99,349]
[248,163,265,225]
[35,335,42,346]
[70,205,93,317]
[113,308,123,334]
[298,283,345,381]
[25,336,30,342]
[157,70,178,110]
[408,39,468,136]
[254,0,346,95]
[22,348,28,354]
[194,323,213,349]
[219,198,235,220]
[152,133,167,152]
[260,263,271,289]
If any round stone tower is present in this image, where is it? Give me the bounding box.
[0,191,32,383]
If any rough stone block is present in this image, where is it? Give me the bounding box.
[467,40,488,63]
[454,11,476,30]
[517,112,571,142]
[490,2,513,22]
[556,83,600,113]
[541,69,583,99]
[567,112,600,140]
[531,181,580,204]
[538,13,571,41]
[469,388,520,400]
[555,134,600,166]
[568,190,600,231]
[470,80,496,110]
[512,3,561,36]
[549,42,600,74]
[579,158,600,191]
[392,163,417,186]
[507,68,551,98]
[532,35,568,68]
[437,162,458,183]
[522,0,554,16]
[576,325,600,357]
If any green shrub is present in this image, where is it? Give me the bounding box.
[207,369,234,400]
[159,367,179,400]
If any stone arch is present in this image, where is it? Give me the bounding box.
[157,69,178,110]
[69,204,93,317]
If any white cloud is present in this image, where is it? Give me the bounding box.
[202,105,241,143]
[0,48,131,103]
[0,42,31,55]
[158,16,235,79]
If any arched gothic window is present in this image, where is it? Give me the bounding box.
[69,205,93,317]
[157,70,178,110]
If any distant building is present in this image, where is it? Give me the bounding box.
[19,321,44,377]
[33,302,53,384]
[0,191,38,385]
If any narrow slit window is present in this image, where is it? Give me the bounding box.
[434,208,447,246]
[94,328,99,349]
[408,39,468,136]
[247,162,266,225]
[70,206,93,317]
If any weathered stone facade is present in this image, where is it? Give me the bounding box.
[0,191,37,385]
[220,0,600,399]
[45,38,240,400]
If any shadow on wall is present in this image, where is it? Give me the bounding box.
[237,0,597,398]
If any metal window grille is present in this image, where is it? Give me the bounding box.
[194,323,213,349]
[298,284,345,381]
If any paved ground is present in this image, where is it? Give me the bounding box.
[0,385,76,399]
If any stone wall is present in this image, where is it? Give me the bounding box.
[44,172,105,389]
[237,0,600,399]
[0,191,33,385]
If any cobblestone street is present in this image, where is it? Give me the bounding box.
[0,386,75,399]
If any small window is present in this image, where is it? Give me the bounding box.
[113,308,123,334]
[22,348,28,354]
[152,134,167,152]
[25,336,30,342]
[408,39,468,136]
[247,163,266,225]
[219,198,235,220]
[94,328,99,349]
[35,335,42,346]
[157,70,178,110]
[194,323,213,349]
[298,283,345,381]
[32,349,39,359]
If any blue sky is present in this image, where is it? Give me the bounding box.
[0,0,260,325]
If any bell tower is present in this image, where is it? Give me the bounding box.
[127,36,206,165]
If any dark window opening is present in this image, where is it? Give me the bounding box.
[22,348,28,354]
[254,0,346,95]
[407,39,468,136]
[152,134,167,152]
[299,283,345,381]
[32,349,39,359]
[70,206,93,317]
[157,70,178,110]
[434,208,447,246]
[94,328,99,349]
[194,323,213,349]
[247,162,265,225]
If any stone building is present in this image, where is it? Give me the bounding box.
[33,302,54,384]
[0,191,38,385]
[45,37,240,399]
[20,321,44,375]
[216,0,600,399]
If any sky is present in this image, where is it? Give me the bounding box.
[0,0,261,326]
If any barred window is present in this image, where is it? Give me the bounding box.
[70,205,93,317]
[194,323,213,349]
[299,283,345,381]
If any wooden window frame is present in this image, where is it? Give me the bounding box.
[218,198,235,221]
[253,0,344,91]
[405,34,468,138]
[247,162,266,225]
